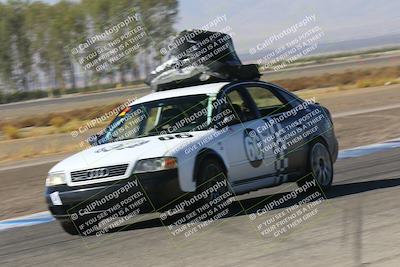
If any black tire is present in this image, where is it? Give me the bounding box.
[297,141,333,191]
[59,219,80,235]
[195,157,229,206]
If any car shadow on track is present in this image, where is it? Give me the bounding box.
[110,177,400,233]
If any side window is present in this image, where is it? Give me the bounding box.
[246,86,288,117]
[277,88,303,106]
[221,89,257,123]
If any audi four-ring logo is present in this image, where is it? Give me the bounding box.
[86,168,109,179]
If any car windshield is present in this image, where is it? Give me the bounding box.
[98,94,212,144]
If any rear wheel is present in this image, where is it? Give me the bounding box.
[297,141,333,191]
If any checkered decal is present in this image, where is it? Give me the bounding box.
[271,122,289,184]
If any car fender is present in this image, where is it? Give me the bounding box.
[172,132,229,192]
[193,148,229,184]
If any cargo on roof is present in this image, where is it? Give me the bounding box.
[146,29,260,91]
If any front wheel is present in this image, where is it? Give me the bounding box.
[297,141,333,191]
[195,158,229,206]
[59,219,80,235]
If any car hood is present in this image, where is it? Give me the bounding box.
[49,131,210,173]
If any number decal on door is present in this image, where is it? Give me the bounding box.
[243,128,264,168]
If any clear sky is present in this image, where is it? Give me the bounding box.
[177,0,400,53]
[4,0,400,53]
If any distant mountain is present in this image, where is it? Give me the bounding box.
[178,0,400,59]
[314,34,400,54]
[239,33,400,63]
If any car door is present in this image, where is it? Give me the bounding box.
[243,83,308,181]
[217,85,271,184]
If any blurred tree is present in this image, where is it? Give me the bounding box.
[137,0,178,73]
[47,1,86,92]
[0,0,178,94]
[0,3,14,90]
[2,1,32,91]
[26,2,52,94]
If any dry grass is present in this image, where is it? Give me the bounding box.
[272,66,400,91]
[0,143,81,163]
[1,66,399,141]
[2,125,20,139]
[49,116,66,128]
[22,126,56,138]
[0,102,121,131]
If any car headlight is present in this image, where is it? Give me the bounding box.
[134,157,177,173]
[46,172,67,186]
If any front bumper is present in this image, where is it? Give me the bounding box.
[45,169,184,219]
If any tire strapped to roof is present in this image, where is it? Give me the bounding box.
[146,29,261,91]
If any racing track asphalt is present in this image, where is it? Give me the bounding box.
[1,147,400,267]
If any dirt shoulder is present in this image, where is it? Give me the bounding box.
[299,84,400,114]
[304,84,400,148]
